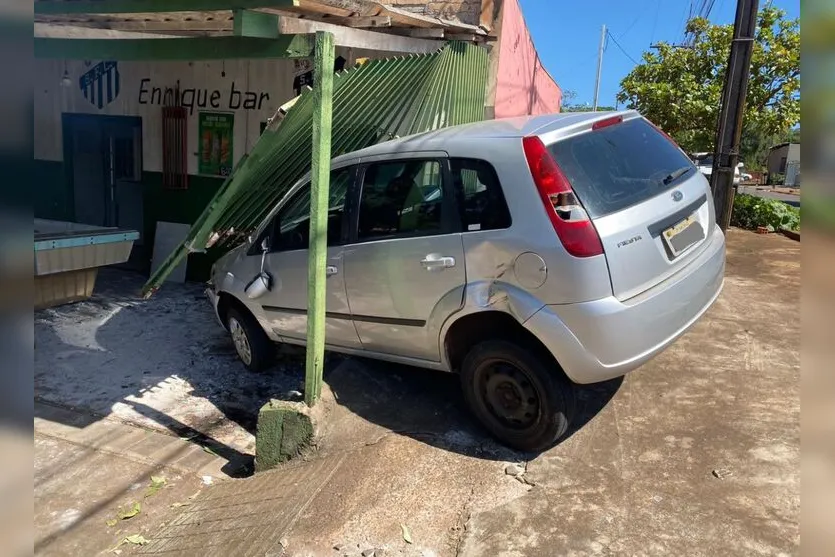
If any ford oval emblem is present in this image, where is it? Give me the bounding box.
[671,190,684,202]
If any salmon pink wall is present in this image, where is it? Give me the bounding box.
[495,0,561,118]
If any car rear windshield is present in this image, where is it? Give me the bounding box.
[546,118,695,218]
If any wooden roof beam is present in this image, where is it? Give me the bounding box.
[34,0,299,15]
[338,15,391,28]
[34,33,315,59]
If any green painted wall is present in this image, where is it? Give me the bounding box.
[141,172,225,281]
[34,160,73,221]
[34,158,224,281]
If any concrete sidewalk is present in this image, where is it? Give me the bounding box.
[37,230,800,557]
[35,402,241,556]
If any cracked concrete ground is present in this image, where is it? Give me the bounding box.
[35,230,799,556]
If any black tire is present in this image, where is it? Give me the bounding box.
[460,340,575,452]
[226,306,273,372]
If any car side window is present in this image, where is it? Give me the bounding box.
[264,166,354,252]
[356,159,445,241]
[450,158,511,231]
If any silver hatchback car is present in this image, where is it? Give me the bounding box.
[207,110,725,451]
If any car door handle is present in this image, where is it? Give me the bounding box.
[326,265,338,276]
[420,255,456,271]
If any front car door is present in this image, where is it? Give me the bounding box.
[342,154,466,361]
[252,166,362,349]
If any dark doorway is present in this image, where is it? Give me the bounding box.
[63,113,144,267]
[63,114,143,230]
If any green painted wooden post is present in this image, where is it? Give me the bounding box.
[233,9,280,38]
[305,31,335,406]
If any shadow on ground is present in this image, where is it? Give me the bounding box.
[34,269,308,477]
[35,269,620,475]
[324,356,621,460]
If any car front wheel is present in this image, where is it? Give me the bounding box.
[460,340,575,452]
[227,307,273,372]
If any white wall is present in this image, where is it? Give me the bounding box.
[34,48,367,174]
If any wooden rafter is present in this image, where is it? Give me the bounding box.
[37,12,233,35]
[34,0,488,39]
[34,0,298,15]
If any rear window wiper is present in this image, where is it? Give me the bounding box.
[662,166,694,185]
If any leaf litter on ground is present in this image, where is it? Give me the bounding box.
[401,523,413,544]
[110,533,149,552]
[116,501,141,520]
[144,475,167,498]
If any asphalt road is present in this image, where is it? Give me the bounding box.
[738,185,800,208]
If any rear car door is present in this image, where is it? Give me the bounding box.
[545,115,716,301]
[253,166,362,348]
[342,154,466,361]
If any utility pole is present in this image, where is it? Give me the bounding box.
[593,24,606,111]
[711,0,759,232]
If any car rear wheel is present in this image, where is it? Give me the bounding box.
[227,307,273,372]
[460,340,575,452]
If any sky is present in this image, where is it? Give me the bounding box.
[518,0,801,108]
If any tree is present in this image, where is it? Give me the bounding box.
[561,89,578,109]
[559,89,617,112]
[616,6,799,155]
[562,104,616,113]
[559,90,617,112]
[738,122,800,170]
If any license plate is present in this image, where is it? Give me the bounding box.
[662,216,705,257]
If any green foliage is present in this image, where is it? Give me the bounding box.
[559,89,617,112]
[731,193,800,231]
[767,172,786,185]
[739,123,800,170]
[617,6,799,154]
[562,104,617,112]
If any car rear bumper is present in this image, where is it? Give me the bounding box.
[525,224,725,384]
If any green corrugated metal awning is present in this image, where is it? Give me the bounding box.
[144,41,488,294]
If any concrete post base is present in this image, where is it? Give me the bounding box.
[255,399,314,472]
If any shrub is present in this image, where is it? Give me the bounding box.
[731,193,800,232]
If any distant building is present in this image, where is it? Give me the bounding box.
[767,143,800,186]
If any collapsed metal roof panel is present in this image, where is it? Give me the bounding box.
[143,40,488,294]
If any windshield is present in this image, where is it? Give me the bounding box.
[547,118,695,218]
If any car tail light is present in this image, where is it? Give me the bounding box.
[522,136,603,258]
[591,115,623,130]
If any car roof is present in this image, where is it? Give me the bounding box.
[332,109,641,165]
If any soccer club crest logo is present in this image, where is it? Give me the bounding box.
[79,61,121,109]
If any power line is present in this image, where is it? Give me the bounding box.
[606,30,641,65]
[650,0,662,44]
[618,0,653,40]
[678,0,693,42]
[684,0,719,45]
